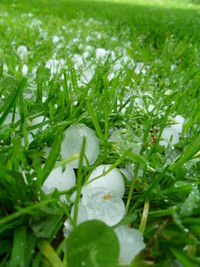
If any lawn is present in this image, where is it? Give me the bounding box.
[0,0,200,266]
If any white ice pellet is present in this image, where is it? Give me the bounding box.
[81,67,95,83]
[42,165,76,196]
[119,168,132,181]
[60,124,99,169]
[134,62,144,75]
[72,54,83,69]
[71,201,89,225]
[29,116,48,134]
[96,48,106,59]
[171,115,185,134]
[114,225,145,265]
[159,127,179,148]
[53,35,60,44]
[63,219,73,238]
[82,165,125,198]
[4,112,20,124]
[108,129,124,143]
[17,45,28,60]
[148,104,155,112]
[22,64,28,76]
[82,187,125,226]
[3,63,8,72]
[45,58,65,74]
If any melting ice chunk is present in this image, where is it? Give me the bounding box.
[61,124,99,169]
[159,127,179,148]
[82,164,125,197]
[114,225,145,265]
[42,165,76,196]
[82,187,125,226]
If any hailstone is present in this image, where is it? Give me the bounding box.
[60,124,99,169]
[159,127,179,148]
[114,225,145,265]
[70,201,89,225]
[171,115,185,134]
[82,164,125,197]
[82,187,125,226]
[42,165,76,197]
[17,45,28,60]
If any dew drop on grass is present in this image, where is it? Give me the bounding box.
[61,124,99,169]
[82,164,125,197]
[82,187,125,226]
[114,225,145,265]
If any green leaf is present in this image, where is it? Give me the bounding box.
[67,220,119,267]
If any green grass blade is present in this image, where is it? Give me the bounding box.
[73,137,86,226]
[40,133,63,185]
[86,101,104,142]
[38,240,64,267]
[9,227,27,267]
[0,78,27,126]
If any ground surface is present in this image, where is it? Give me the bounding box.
[0,0,200,266]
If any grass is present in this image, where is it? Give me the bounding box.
[0,0,200,266]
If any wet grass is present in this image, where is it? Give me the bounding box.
[0,0,200,266]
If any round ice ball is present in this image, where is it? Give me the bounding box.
[64,201,89,237]
[82,164,125,197]
[172,115,185,134]
[114,225,145,265]
[159,127,179,148]
[82,187,125,226]
[61,124,99,169]
[70,201,89,225]
[42,165,76,195]
[17,45,28,60]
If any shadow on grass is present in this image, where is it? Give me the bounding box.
[1,0,200,44]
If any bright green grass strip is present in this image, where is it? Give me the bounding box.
[170,134,200,171]
[0,78,27,126]
[9,227,27,267]
[40,133,63,185]
[86,101,105,142]
[139,201,149,234]
[54,153,80,169]
[0,200,57,230]
[170,248,200,267]
[38,240,64,267]
[73,137,86,227]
